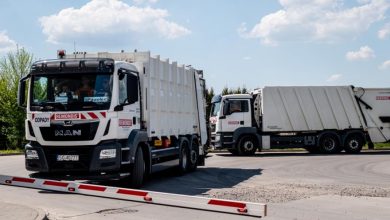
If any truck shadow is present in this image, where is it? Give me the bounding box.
[215,149,390,158]
[100,167,262,196]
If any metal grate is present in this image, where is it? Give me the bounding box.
[40,122,99,141]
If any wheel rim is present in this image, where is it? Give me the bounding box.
[190,149,197,164]
[243,140,254,152]
[348,139,359,150]
[323,137,336,151]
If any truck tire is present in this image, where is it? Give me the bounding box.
[318,133,340,154]
[130,147,145,188]
[178,139,189,174]
[188,141,199,172]
[344,134,364,153]
[237,135,257,156]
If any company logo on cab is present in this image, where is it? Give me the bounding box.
[55,113,80,120]
[34,117,49,123]
[376,96,390,100]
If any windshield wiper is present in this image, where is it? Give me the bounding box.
[37,102,67,111]
[82,102,109,110]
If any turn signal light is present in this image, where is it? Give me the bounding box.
[154,140,162,146]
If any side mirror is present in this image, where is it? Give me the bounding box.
[118,70,126,80]
[18,75,29,108]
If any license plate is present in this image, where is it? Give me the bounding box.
[57,155,79,161]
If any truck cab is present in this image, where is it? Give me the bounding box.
[19,58,141,178]
[210,94,259,155]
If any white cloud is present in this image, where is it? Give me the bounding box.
[378,23,390,39]
[240,0,390,45]
[133,0,158,4]
[346,46,375,61]
[379,60,390,70]
[0,31,16,53]
[326,74,342,82]
[39,0,190,44]
[243,56,252,60]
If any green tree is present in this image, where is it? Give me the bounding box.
[235,87,242,94]
[205,87,214,118]
[242,86,248,94]
[221,86,229,95]
[0,48,33,149]
[220,85,250,95]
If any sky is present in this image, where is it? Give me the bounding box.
[0,0,389,93]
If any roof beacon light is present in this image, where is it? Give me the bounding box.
[57,50,66,59]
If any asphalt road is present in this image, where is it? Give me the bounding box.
[1,151,390,219]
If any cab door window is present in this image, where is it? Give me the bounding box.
[118,69,139,105]
[229,100,249,114]
[118,74,127,104]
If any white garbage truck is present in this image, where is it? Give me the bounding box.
[18,50,208,187]
[210,86,390,155]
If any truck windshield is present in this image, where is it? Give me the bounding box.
[30,73,113,111]
[210,101,221,117]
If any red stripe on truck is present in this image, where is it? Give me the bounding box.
[88,112,98,119]
[100,112,106,118]
[43,180,69,188]
[12,177,35,184]
[207,199,246,209]
[78,184,106,192]
[117,189,148,197]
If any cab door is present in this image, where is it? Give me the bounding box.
[116,69,140,139]
[221,99,251,132]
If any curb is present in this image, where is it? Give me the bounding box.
[0,153,24,156]
[34,207,48,220]
[0,202,48,220]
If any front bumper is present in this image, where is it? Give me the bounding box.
[25,140,123,178]
[210,132,235,149]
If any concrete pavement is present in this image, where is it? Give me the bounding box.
[0,201,46,220]
[0,154,46,220]
[2,152,390,219]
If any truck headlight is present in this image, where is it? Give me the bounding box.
[215,134,221,142]
[26,150,39,160]
[100,149,116,159]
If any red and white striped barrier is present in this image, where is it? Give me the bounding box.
[0,175,267,217]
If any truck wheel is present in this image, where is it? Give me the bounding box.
[344,134,364,153]
[188,142,199,172]
[130,147,145,188]
[319,133,340,154]
[178,140,189,174]
[237,136,257,156]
